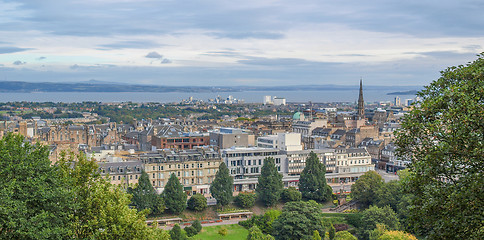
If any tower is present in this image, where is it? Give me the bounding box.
[358,78,365,119]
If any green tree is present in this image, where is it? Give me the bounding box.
[281,186,302,202]
[0,133,73,239]
[162,174,187,214]
[299,152,332,202]
[256,157,284,207]
[272,201,325,240]
[184,226,197,237]
[377,231,417,240]
[329,223,336,240]
[235,192,257,208]
[395,54,484,239]
[313,230,322,240]
[170,224,187,240]
[248,225,266,240]
[210,162,233,208]
[334,231,357,240]
[187,193,208,211]
[192,219,202,233]
[128,170,164,215]
[351,170,384,207]
[358,206,400,240]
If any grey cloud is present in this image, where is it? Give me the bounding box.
[0,47,33,54]
[238,57,336,67]
[201,50,242,58]
[161,59,172,64]
[13,60,26,65]
[99,40,162,50]
[70,64,117,70]
[37,56,46,60]
[145,51,163,59]
[209,32,284,40]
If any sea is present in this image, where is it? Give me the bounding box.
[0,90,416,103]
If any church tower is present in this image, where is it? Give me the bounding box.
[358,78,365,119]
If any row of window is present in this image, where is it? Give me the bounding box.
[149,162,216,171]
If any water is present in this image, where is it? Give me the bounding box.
[0,90,416,103]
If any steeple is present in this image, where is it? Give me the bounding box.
[358,78,365,119]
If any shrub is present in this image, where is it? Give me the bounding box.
[187,194,207,211]
[184,226,197,237]
[192,219,202,233]
[334,223,349,232]
[218,227,228,236]
[235,192,256,208]
[281,187,302,202]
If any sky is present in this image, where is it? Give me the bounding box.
[0,0,483,86]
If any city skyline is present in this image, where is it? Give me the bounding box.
[1,0,483,86]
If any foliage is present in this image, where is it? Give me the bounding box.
[313,230,322,240]
[299,152,332,202]
[395,54,484,239]
[329,223,336,240]
[239,210,281,235]
[334,223,349,232]
[196,224,249,240]
[128,170,164,215]
[272,201,325,240]
[247,225,274,240]
[369,224,387,240]
[192,219,202,233]
[281,187,302,202]
[256,157,284,207]
[210,162,233,207]
[184,226,197,237]
[0,133,73,239]
[170,224,187,240]
[187,193,208,211]
[350,171,384,207]
[219,227,228,236]
[334,231,357,240]
[162,173,187,214]
[378,231,417,240]
[235,192,257,208]
[358,206,400,240]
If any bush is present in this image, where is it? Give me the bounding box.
[187,194,207,211]
[184,226,197,237]
[281,187,302,202]
[192,219,202,233]
[218,227,228,236]
[334,224,349,232]
[235,192,256,208]
[239,219,254,229]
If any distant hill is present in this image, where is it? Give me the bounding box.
[0,81,421,93]
[386,90,418,95]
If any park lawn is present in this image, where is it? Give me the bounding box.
[190,224,248,240]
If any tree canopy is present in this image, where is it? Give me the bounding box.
[299,152,332,202]
[350,170,384,207]
[256,157,283,207]
[272,201,325,240]
[210,162,233,207]
[128,170,164,215]
[162,173,187,214]
[395,53,484,239]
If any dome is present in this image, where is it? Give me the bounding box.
[293,112,304,120]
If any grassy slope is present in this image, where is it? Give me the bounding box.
[190,224,248,240]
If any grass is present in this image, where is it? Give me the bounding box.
[190,224,248,240]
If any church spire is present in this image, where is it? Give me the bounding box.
[358,78,365,119]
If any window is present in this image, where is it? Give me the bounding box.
[153,173,155,178]
[152,166,155,170]
[113,176,115,180]
[130,175,132,179]
[135,175,138,179]
[177,172,180,177]
[118,176,121,180]
[259,160,262,165]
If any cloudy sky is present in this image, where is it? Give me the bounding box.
[0,0,483,86]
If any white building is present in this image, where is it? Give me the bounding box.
[257,132,303,151]
[263,96,272,105]
[273,97,286,106]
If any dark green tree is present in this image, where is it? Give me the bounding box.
[0,133,73,239]
[169,224,187,240]
[395,54,484,240]
[128,170,164,215]
[350,170,384,207]
[187,193,207,211]
[329,223,336,240]
[272,201,325,240]
[162,174,187,214]
[358,205,400,240]
[256,157,283,207]
[209,162,233,207]
[299,152,332,202]
[235,192,257,208]
[281,187,302,202]
[184,226,197,237]
[192,219,202,233]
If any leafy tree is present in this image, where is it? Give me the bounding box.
[192,219,202,233]
[378,231,417,240]
[187,193,208,211]
[210,162,233,207]
[128,170,164,215]
[235,192,257,208]
[358,206,400,240]
[162,174,187,214]
[184,226,197,237]
[218,227,228,236]
[313,230,322,240]
[281,186,302,202]
[0,133,73,239]
[272,201,325,240]
[248,225,266,240]
[334,231,357,240]
[299,152,332,202]
[395,54,484,239]
[256,157,283,206]
[351,170,384,207]
[329,223,336,240]
[170,224,187,240]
